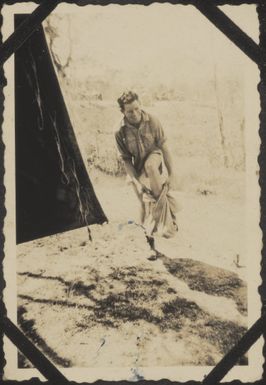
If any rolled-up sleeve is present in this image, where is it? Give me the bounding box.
[115,131,132,162]
[150,115,167,148]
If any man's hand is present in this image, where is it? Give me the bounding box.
[132,177,152,195]
[133,178,144,194]
[160,143,178,190]
[129,177,144,194]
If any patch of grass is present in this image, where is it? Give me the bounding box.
[160,297,206,332]
[17,351,33,369]
[18,272,97,299]
[18,256,248,366]
[196,317,248,361]
[94,293,161,326]
[67,280,96,297]
[18,306,72,368]
[162,256,247,315]
[162,297,204,321]
[159,299,247,358]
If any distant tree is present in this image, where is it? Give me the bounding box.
[212,62,229,168]
[44,16,72,79]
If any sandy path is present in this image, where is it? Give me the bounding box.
[90,169,246,278]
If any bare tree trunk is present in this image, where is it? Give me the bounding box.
[213,62,229,168]
[210,32,229,168]
[44,16,72,79]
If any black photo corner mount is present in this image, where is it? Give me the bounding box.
[0,0,266,385]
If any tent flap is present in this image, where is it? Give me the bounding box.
[15,15,107,244]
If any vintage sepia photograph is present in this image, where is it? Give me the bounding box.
[2,2,263,382]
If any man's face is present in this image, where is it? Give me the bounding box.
[123,100,142,125]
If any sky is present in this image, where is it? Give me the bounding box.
[44,4,259,94]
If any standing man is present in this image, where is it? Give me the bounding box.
[115,90,177,234]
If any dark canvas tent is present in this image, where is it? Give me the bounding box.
[15,15,107,244]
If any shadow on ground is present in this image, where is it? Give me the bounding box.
[159,254,247,315]
[18,258,248,367]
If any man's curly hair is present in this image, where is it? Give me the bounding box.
[117,91,139,112]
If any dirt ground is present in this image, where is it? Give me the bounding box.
[17,170,247,368]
